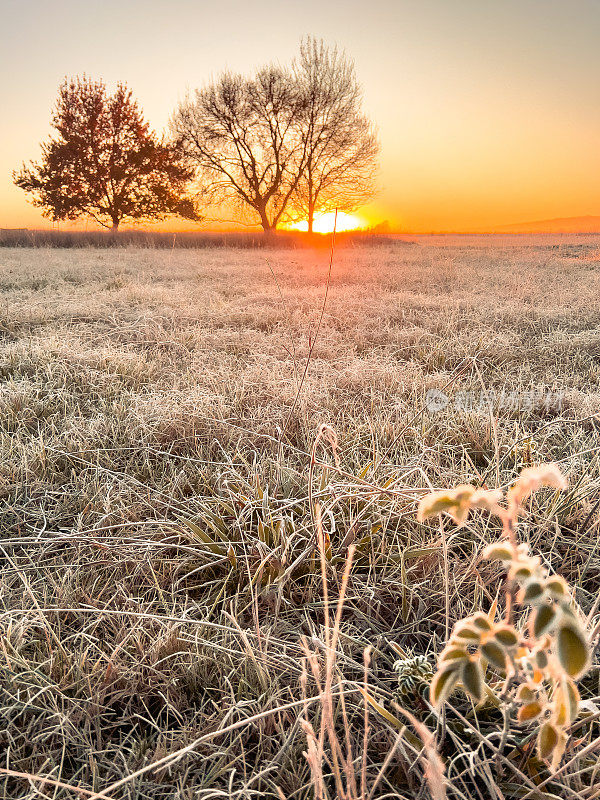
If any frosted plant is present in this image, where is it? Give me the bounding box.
[419,465,591,771]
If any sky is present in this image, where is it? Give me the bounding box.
[1,0,599,232]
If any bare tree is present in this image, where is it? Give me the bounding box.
[293,37,379,233]
[172,68,308,232]
[14,77,196,231]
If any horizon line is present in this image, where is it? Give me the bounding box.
[3,226,600,236]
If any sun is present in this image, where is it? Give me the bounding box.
[289,211,367,233]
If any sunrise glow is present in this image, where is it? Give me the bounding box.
[1,1,599,232]
[289,212,367,234]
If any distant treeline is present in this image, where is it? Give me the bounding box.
[0,229,400,250]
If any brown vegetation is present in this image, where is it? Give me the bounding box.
[0,237,599,798]
[14,77,196,231]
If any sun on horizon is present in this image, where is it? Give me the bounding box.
[288,211,368,234]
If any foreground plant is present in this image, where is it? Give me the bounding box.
[419,464,592,771]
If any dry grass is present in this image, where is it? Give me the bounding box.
[0,236,599,798]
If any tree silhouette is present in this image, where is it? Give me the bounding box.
[172,68,308,232]
[293,37,379,233]
[15,77,196,231]
[172,40,379,233]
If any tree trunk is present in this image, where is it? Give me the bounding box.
[259,209,274,233]
[307,175,315,234]
[111,218,120,232]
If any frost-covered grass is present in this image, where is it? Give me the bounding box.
[0,237,599,798]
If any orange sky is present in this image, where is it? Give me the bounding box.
[1,0,599,232]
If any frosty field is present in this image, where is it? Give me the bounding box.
[0,236,599,799]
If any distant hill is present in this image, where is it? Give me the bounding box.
[495,215,600,233]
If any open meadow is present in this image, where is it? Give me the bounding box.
[1,235,600,798]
